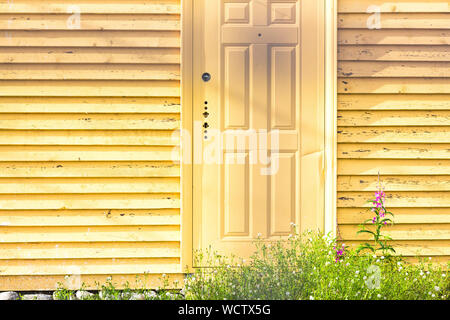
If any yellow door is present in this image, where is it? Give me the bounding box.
[192,0,325,261]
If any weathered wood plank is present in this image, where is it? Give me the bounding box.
[338,127,450,143]
[0,177,180,194]
[340,240,450,256]
[338,94,450,110]
[0,162,180,178]
[338,143,450,159]
[338,207,450,224]
[338,110,450,126]
[0,258,181,275]
[338,78,450,94]
[0,209,180,226]
[0,31,180,48]
[0,48,180,64]
[0,194,181,210]
[0,64,181,80]
[0,80,180,97]
[339,13,450,29]
[0,114,180,130]
[339,29,450,45]
[338,61,450,77]
[0,225,180,242]
[338,159,450,175]
[0,97,181,113]
[0,146,180,162]
[0,130,180,146]
[339,224,450,240]
[339,0,450,13]
[0,1,181,14]
[337,191,450,207]
[0,242,180,259]
[0,274,184,291]
[337,175,450,191]
[0,14,181,30]
[338,45,450,62]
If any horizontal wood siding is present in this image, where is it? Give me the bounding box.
[0,0,182,290]
[337,0,450,262]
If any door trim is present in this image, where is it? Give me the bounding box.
[324,0,338,237]
[181,0,194,271]
[181,0,338,269]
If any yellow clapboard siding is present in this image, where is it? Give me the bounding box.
[0,48,180,64]
[338,78,450,94]
[338,61,450,78]
[0,225,180,243]
[0,80,180,97]
[0,64,181,80]
[0,146,180,162]
[338,13,450,29]
[338,46,450,62]
[338,159,450,175]
[0,258,181,276]
[338,207,450,224]
[0,242,180,259]
[0,114,180,130]
[0,130,180,146]
[337,175,450,192]
[0,161,180,178]
[0,97,181,113]
[0,209,180,226]
[338,0,450,13]
[0,274,184,291]
[337,0,450,263]
[338,94,450,110]
[337,192,450,207]
[338,224,450,241]
[0,14,181,30]
[338,127,450,143]
[341,240,450,256]
[0,0,182,290]
[338,110,450,126]
[338,29,450,45]
[0,177,180,194]
[338,143,450,159]
[0,31,180,48]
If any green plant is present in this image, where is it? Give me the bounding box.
[53,282,76,300]
[183,230,449,300]
[356,176,395,256]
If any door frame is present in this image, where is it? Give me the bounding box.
[180,0,337,271]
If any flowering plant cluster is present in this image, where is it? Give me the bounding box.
[356,177,395,256]
[183,231,449,300]
[334,243,347,263]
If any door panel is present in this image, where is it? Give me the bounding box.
[193,0,325,261]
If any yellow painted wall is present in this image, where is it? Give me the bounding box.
[337,0,450,263]
[0,0,183,290]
